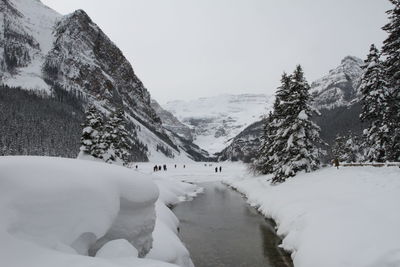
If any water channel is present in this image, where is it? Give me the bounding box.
[173,182,293,267]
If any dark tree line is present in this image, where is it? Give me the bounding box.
[0,85,84,157]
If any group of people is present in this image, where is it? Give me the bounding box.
[153,164,186,172]
[204,163,223,173]
[153,164,167,171]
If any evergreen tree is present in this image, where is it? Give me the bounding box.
[100,115,116,163]
[80,104,104,158]
[104,108,132,166]
[382,0,400,161]
[332,134,346,162]
[359,44,391,162]
[343,131,364,163]
[253,73,291,175]
[252,111,275,174]
[272,66,321,183]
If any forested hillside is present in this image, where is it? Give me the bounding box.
[0,85,83,157]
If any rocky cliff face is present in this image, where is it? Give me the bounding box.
[0,0,204,162]
[151,99,194,141]
[311,56,364,109]
[217,56,365,162]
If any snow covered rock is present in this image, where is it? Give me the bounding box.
[0,156,169,267]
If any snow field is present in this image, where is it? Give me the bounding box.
[0,156,200,267]
[223,166,400,267]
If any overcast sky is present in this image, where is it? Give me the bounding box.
[42,0,391,104]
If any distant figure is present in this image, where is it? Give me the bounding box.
[215,167,218,173]
[219,166,222,172]
[153,165,158,172]
[158,165,162,171]
[333,158,339,169]
[183,165,186,168]
[135,165,138,170]
[204,164,207,167]
[175,164,177,168]
[163,164,167,171]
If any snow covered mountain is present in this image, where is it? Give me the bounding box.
[311,56,364,109]
[218,56,365,162]
[162,94,275,155]
[0,0,205,162]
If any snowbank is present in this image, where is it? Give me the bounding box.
[145,171,202,267]
[0,156,178,267]
[224,166,400,267]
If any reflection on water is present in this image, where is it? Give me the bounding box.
[173,182,293,267]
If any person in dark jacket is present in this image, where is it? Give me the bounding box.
[333,158,339,169]
[219,166,222,172]
[215,167,218,173]
[163,164,167,171]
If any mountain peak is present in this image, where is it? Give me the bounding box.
[311,55,364,110]
[341,55,363,65]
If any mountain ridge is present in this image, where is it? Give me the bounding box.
[0,0,205,162]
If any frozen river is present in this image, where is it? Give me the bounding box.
[173,182,293,267]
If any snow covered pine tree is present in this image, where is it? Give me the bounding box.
[360,44,391,162]
[343,131,364,163]
[382,0,400,162]
[332,134,347,162]
[255,66,322,183]
[253,73,291,175]
[104,109,132,166]
[79,104,104,159]
[273,66,322,183]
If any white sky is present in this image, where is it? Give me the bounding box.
[42,0,391,104]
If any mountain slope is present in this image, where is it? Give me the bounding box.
[150,99,210,161]
[0,0,203,162]
[151,99,194,141]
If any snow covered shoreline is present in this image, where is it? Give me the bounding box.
[223,166,400,267]
[0,156,200,267]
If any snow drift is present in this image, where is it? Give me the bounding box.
[0,156,181,267]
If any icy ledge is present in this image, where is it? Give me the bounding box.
[0,156,179,267]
